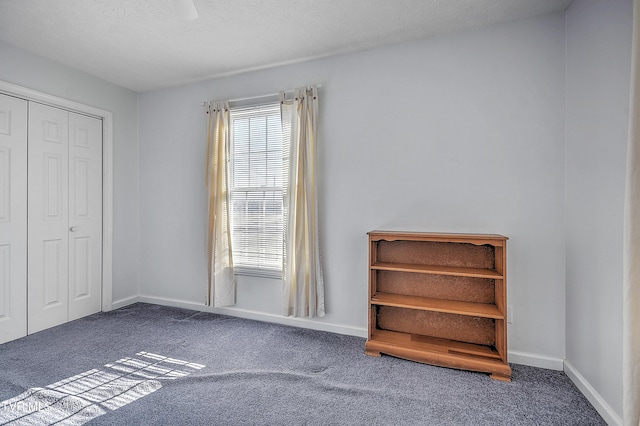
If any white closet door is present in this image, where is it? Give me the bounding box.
[68,112,102,321]
[0,94,27,344]
[28,102,70,334]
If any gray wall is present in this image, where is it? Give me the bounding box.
[138,12,567,360]
[565,0,633,419]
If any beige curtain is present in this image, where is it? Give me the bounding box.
[206,101,235,307]
[625,1,640,425]
[281,86,325,317]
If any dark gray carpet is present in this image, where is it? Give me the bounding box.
[0,303,604,425]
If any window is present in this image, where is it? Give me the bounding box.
[229,103,286,278]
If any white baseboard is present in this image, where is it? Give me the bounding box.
[132,297,575,360]
[136,295,368,337]
[508,350,564,371]
[110,295,139,310]
[123,298,575,372]
[138,295,206,311]
[210,306,369,338]
[564,360,622,426]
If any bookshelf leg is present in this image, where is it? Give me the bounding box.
[490,373,511,382]
[365,349,381,357]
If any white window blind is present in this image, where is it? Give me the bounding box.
[229,103,286,278]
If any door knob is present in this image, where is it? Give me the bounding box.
[69,226,78,232]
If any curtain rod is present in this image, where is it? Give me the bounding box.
[201,84,322,108]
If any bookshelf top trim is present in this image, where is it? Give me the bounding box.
[368,231,508,245]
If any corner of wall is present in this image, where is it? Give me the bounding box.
[134,90,142,300]
[564,360,623,426]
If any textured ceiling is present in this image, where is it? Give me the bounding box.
[0,0,572,92]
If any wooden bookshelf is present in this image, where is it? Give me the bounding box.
[366,231,511,381]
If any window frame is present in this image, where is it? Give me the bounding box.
[228,102,285,280]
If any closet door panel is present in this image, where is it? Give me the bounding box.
[68,112,102,320]
[0,94,27,344]
[28,102,69,334]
